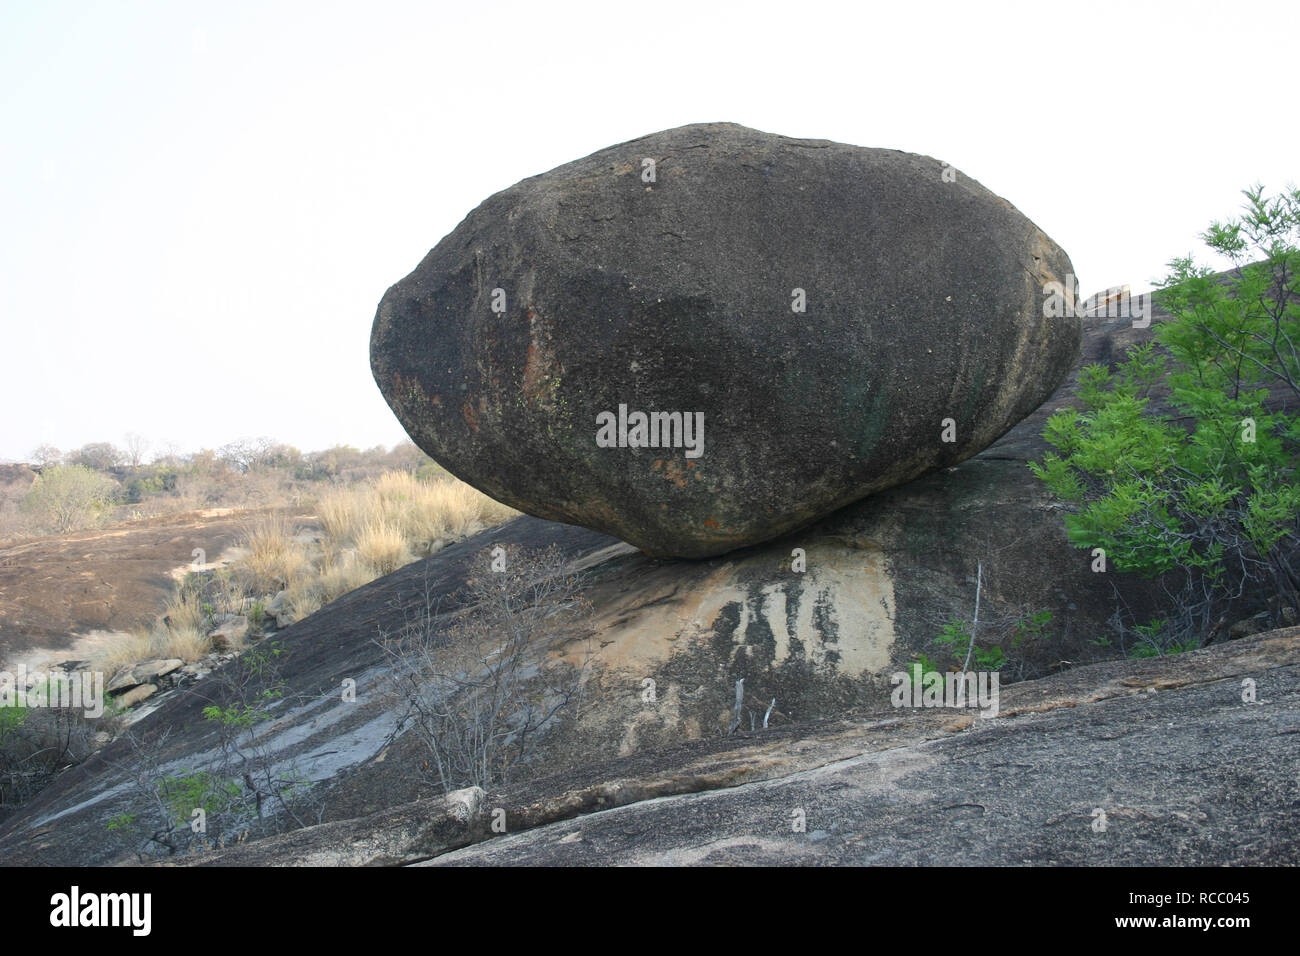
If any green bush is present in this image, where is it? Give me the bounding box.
[926,609,1052,674]
[123,467,178,503]
[21,464,118,533]
[1031,185,1300,650]
[157,771,242,824]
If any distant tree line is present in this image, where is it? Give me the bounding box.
[10,438,445,537]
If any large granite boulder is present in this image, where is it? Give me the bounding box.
[372,122,1080,558]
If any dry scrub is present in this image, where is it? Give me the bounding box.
[289,471,516,619]
[91,472,517,677]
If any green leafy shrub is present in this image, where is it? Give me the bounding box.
[21,464,117,533]
[929,609,1052,674]
[158,771,242,823]
[105,811,138,832]
[1031,186,1300,651]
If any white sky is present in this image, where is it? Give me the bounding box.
[2,0,1296,462]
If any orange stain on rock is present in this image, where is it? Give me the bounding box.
[656,459,692,488]
[521,305,557,407]
[462,400,480,432]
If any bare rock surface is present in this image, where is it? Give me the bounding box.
[175,627,1300,866]
[3,301,1291,866]
[371,122,1079,558]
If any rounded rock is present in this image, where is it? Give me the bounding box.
[371,123,1079,558]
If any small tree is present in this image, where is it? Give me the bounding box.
[217,437,275,473]
[111,643,326,859]
[70,442,122,472]
[21,464,118,533]
[1031,185,1300,651]
[380,545,593,794]
[1,707,92,822]
[29,444,62,469]
[123,432,150,470]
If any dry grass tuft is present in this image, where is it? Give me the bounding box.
[237,512,311,591]
[355,519,411,575]
[316,486,376,545]
[318,552,376,602]
[91,632,154,679]
[90,471,518,681]
[285,552,375,621]
[284,579,323,622]
[162,588,207,635]
[312,471,517,560]
[152,624,212,662]
[92,623,210,679]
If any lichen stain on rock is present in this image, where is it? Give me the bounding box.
[578,544,896,681]
[721,549,896,678]
[552,544,897,762]
[649,458,701,489]
[391,372,441,424]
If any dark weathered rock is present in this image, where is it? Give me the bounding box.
[424,628,1300,867]
[371,122,1079,558]
[175,628,1300,866]
[0,303,1233,867]
[105,658,183,695]
[4,286,1296,867]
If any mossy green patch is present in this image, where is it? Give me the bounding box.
[841,378,887,460]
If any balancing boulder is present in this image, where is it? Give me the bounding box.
[371,122,1079,558]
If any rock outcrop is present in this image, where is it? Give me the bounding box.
[371,122,1079,558]
[423,627,1300,866]
[155,628,1300,865]
[6,296,1289,867]
[105,659,183,695]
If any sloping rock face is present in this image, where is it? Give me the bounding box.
[7,303,1279,866]
[158,628,1300,865]
[0,308,1192,866]
[420,628,1300,866]
[0,508,254,665]
[371,122,1079,558]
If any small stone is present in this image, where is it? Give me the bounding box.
[265,590,289,616]
[116,684,157,708]
[208,615,249,651]
[1228,612,1270,640]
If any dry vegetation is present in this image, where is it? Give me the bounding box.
[88,470,517,678]
[379,544,594,793]
[285,471,517,621]
[9,441,525,679]
[0,439,444,547]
